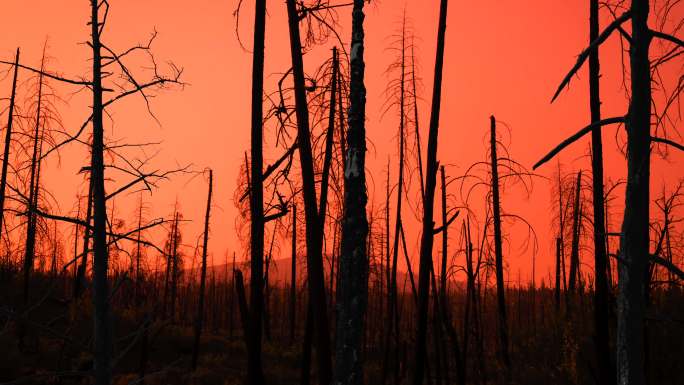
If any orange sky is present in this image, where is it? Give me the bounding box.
[0,1,682,285]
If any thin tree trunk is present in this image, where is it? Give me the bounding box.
[413,1,449,383]
[0,48,19,246]
[569,171,582,295]
[617,1,651,383]
[290,204,297,344]
[192,169,212,370]
[490,116,511,375]
[588,1,613,382]
[333,2,369,384]
[23,54,46,305]
[285,1,333,383]
[555,237,562,311]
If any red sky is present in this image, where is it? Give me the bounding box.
[0,1,682,284]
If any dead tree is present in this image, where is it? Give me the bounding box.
[247,0,266,382]
[588,2,613,383]
[413,0,449,384]
[333,0,369,384]
[534,1,684,381]
[489,116,511,374]
[22,51,47,305]
[192,169,213,370]
[0,48,19,247]
[285,0,333,382]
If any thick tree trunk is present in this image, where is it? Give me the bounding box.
[413,1,449,384]
[90,1,112,384]
[247,0,266,382]
[285,1,333,383]
[588,1,613,383]
[0,48,19,245]
[192,169,212,370]
[333,2,369,384]
[490,116,511,374]
[617,1,651,384]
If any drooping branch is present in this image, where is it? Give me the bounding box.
[652,136,684,152]
[533,116,625,170]
[551,11,632,103]
[650,30,684,50]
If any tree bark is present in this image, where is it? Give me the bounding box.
[333,1,369,384]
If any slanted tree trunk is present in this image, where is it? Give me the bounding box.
[588,1,613,382]
[192,169,212,370]
[490,116,511,375]
[90,1,112,383]
[617,1,651,383]
[333,2,369,384]
[285,1,332,383]
[0,48,19,246]
[413,1,449,383]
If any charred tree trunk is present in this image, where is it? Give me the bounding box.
[617,1,651,384]
[90,1,112,383]
[333,1,369,384]
[0,48,19,245]
[192,169,212,370]
[413,1,449,383]
[246,0,266,382]
[588,1,613,382]
[285,1,332,383]
[490,116,511,374]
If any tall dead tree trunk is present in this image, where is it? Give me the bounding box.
[588,1,613,382]
[333,1,369,384]
[90,1,112,383]
[285,1,332,383]
[23,53,46,305]
[617,1,651,383]
[413,1,449,384]
[247,0,266,382]
[490,116,511,374]
[192,169,212,370]
[0,48,19,246]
